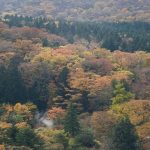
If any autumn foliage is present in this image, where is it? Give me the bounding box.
[0,20,150,150]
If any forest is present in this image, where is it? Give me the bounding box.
[1,0,150,22]
[2,15,150,52]
[0,15,150,150]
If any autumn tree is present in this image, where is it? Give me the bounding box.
[82,58,113,76]
[75,128,95,148]
[19,62,53,109]
[0,145,5,150]
[47,107,65,127]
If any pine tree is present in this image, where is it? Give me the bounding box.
[64,104,80,137]
[58,67,69,87]
[109,116,139,150]
[15,127,43,148]
[112,82,134,105]
[42,38,49,47]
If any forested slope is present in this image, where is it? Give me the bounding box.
[0,0,150,22]
[0,21,150,149]
[2,15,150,52]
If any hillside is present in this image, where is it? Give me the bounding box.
[1,1,150,150]
[3,15,150,52]
[0,21,150,150]
[0,0,150,22]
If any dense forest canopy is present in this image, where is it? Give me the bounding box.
[0,16,150,149]
[2,15,150,52]
[0,0,150,149]
[0,0,150,22]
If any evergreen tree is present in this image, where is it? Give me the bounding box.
[42,38,49,47]
[3,15,150,52]
[64,104,80,136]
[15,127,43,148]
[6,126,18,144]
[111,82,134,105]
[81,91,89,112]
[0,56,26,104]
[109,116,139,150]
[58,67,69,87]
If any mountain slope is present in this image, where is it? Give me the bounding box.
[0,0,150,22]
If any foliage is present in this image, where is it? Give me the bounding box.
[91,111,116,140]
[15,127,43,148]
[47,107,66,127]
[0,17,150,149]
[0,145,5,150]
[75,128,95,148]
[36,128,66,150]
[82,58,113,76]
[3,15,150,52]
[1,1,150,22]
[109,116,139,150]
[64,104,80,136]
[111,81,134,105]
[116,100,150,126]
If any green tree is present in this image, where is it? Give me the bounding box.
[112,82,134,105]
[42,38,49,47]
[0,56,26,104]
[58,67,69,87]
[64,104,80,137]
[75,128,95,148]
[109,116,139,150]
[55,132,68,150]
[15,127,43,148]
[6,126,18,144]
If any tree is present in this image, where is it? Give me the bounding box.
[91,111,116,140]
[0,56,26,104]
[0,145,5,150]
[75,128,95,148]
[112,81,134,105]
[82,58,113,76]
[109,116,139,150]
[55,132,68,150]
[6,126,18,144]
[42,38,49,47]
[64,104,80,137]
[15,127,43,148]
[58,67,69,87]
[47,107,65,127]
